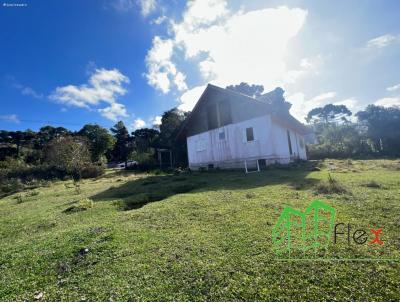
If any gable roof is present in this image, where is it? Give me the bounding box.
[176,84,310,140]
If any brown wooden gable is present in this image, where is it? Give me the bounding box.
[177,84,309,140]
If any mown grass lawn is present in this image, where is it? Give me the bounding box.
[1,159,399,301]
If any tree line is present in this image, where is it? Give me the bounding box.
[0,108,188,196]
[228,82,400,159]
[2,82,400,181]
[305,103,400,159]
[0,108,189,168]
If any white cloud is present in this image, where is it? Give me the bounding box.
[311,92,336,103]
[139,0,156,16]
[333,98,363,119]
[110,0,135,11]
[50,68,130,121]
[98,103,129,121]
[151,115,162,126]
[374,97,400,107]
[0,114,20,123]
[151,15,167,25]
[110,0,156,16]
[179,85,206,111]
[175,0,228,34]
[145,2,308,110]
[289,92,363,122]
[145,36,187,93]
[13,84,43,99]
[132,118,147,130]
[285,55,324,83]
[387,83,400,92]
[366,34,399,49]
[288,91,337,122]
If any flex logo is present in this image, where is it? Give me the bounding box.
[272,200,336,258]
[370,228,384,245]
[334,224,384,245]
[272,200,385,259]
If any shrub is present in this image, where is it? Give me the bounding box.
[73,181,81,195]
[245,192,256,199]
[3,162,102,195]
[0,157,25,170]
[44,136,91,180]
[6,165,68,181]
[15,194,24,204]
[26,190,40,197]
[0,178,23,194]
[315,174,348,194]
[63,198,94,213]
[80,164,105,179]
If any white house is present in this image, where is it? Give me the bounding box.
[177,84,310,171]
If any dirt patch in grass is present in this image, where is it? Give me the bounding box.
[36,221,57,231]
[289,178,320,190]
[123,192,170,210]
[63,198,94,214]
[362,180,382,188]
[245,192,256,199]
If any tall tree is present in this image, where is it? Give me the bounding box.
[259,87,292,112]
[0,130,37,158]
[132,128,159,153]
[158,108,189,167]
[110,121,132,163]
[226,82,264,98]
[306,104,352,124]
[356,105,400,155]
[159,108,188,148]
[44,136,91,180]
[36,126,71,149]
[78,124,115,162]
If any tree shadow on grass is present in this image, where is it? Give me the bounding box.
[91,161,321,210]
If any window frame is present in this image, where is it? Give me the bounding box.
[246,127,255,142]
[218,128,226,140]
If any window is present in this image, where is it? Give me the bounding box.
[246,127,254,142]
[287,130,293,155]
[219,129,225,140]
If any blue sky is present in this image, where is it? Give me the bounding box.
[1,0,400,132]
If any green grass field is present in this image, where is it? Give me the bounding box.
[1,159,399,301]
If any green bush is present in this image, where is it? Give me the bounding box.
[63,198,94,213]
[0,178,23,195]
[128,151,157,171]
[0,157,25,170]
[80,164,105,179]
[7,165,69,181]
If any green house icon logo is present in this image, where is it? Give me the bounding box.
[272,200,336,258]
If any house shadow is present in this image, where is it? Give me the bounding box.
[91,161,321,210]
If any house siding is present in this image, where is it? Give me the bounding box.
[187,115,307,170]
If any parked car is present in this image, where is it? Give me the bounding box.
[107,160,138,169]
